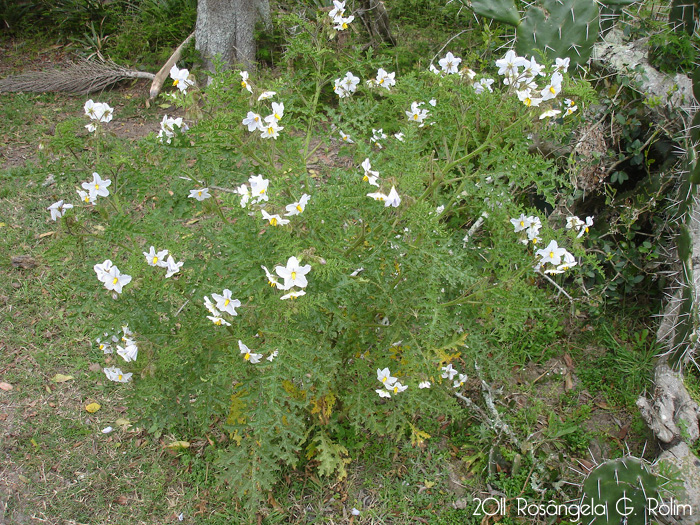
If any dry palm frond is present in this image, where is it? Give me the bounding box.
[0,58,155,94]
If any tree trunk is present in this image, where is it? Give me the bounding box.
[195,0,270,74]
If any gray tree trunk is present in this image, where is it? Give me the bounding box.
[195,0,270,74]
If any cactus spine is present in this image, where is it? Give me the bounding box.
[581,457,664,524]
[471,0,635,67]
[668,70,700,367]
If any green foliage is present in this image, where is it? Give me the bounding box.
[41,9,595,514]
[648,31,697,74]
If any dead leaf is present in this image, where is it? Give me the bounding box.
[564,372,574,390]
[11,255,37,269]
[36,231,54,239]
[0,382,13,391]
[0,413,7,421]
[618,422,631,440]
[113,495,128,505]
[88,363,102,373]
[115,418,130,428]
[85,402,101,413]
[563,353,574,369]
[165,440,190,449]
[51,374,74,383]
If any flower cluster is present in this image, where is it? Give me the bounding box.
[566,215,593,238]
[77,172,111,205]
[84,100,113,132]
[204,289,241,326]
[94,260,132,295]
[143,246,183,278]
[242,99,284,139]
[536,240,577,274]
[236,174,269,208]
[158,115,188,144]
[375,368,407,398]
[334,72,360,98]
[441,364,467,389]
[510,214,542,245]
[261,256,312,300]
[329,0,354,31]
[169,64,195,94]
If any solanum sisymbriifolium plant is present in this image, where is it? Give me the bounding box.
[44,8,593,512]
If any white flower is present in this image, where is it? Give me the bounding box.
[329,0,346,19]
[84,99,98,119]
[361,158,380,186]
[284,194,311,216]
[351,508,361,516]
[376,389,391,398]
[94,259,113,282]
[406,101,429,123]
[385,186,401,207]
[441,364,458,381]
[377,367,397,386]
[103,266,132,294]
[435,205,444,215]
[85,123,97,133]
[275,256,311,290]
[541,72,563,101]
[262,265,281,288]
[260,120,283,139]
[47,200,73,221]
[367,191,387,202]
[350,267,364,276]
[158,115,188,144]
[77,189,96,205]
[439,52,462,74]
[554,57,570,73]
[536,240,568,266]
[419,381,431,389]
[104,366,132,383]
[460,67,477,80]
[236,184,251,208]
[371,128,387,147]
[338,130,354,143]
[522,57,545,80]
[82,172,111,200]
[164,255,184,278]
[239,71,253,93]
[564,98,578,116]
[517,89,543,107]
[170,65,194,93]
[333,14,354,30]
[511,214,532,233]
[394,132,405,142]
[143,246,169,268]
[268,102,284,121]
[188,188,211,201]
[207,315,231,326]
[453,373,467,389]
[335,72,359,97]
[101,426,114,434]
[249,175,269,202]
[539,109,562,120]
[203,295,221,316]
[96,336,112,354]
[474,78,495,94]
[545,251,578,274]
[267,350,278,362]
[262,209,290,226]
[388,381,408,394]
[117,342,138,362]
[566,216,584,230]
[242,111,263,132]
[495,50,528,78]
[429,63,441,75]
[84,101,113,123]
[212,289,241,316]
[280,289,306,300]
[578,216,594,238]
[239,340,262,363]
[373,68,396,90]
[257,91,276,101]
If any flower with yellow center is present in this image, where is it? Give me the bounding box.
[262,210,290,227]
[238,340,262,364]
[284,194,311,216]
[274,256,311,291]
[143,246,169,268]
[211,289,241,316]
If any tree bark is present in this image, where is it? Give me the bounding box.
[195,0,270,74]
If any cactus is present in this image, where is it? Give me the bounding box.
[471,0,636,68]
[667,70,700,366]
[581,457,664,525]
[670,0,699,35]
